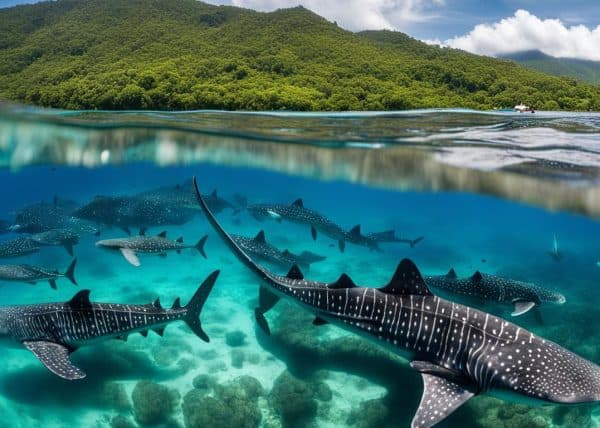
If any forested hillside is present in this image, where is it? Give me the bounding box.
[501,50,600,85]
[0,0,599,110]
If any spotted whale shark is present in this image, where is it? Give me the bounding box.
[246,198,377,252]
[0,270,219,380]
[193,177,600,428]
[232,230,326,272]
[96,231,207,267]
[424,269,566,317]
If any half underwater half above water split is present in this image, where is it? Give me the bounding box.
[0,106,599,428]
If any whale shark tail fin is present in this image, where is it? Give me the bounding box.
[296,251,327,267]
[195,235,208,259]
[184,270,219,342]
[64,258,78,286]
[410,236,424,248]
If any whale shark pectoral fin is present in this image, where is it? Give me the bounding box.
[120,248,140,267]
[338,240,345,253]
[511,301,536,316]
[22,341,86,380]
[410,362,475,428]
[255,287,280,335]
[310,225,317,240]
[255,308,271,335]
[267,210,282,222]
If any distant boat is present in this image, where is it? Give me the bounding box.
[514,104,535,113]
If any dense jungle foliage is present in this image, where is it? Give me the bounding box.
[1,0,599,111]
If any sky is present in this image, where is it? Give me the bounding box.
[2,0,600,60]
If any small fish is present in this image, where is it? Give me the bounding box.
[0,236,40,259]
[30,228,80,256]
[0,270,218,379]
[96,231,207,266]
[0,259,77,289]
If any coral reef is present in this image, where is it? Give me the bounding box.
[269,370,318,428]
[182,376,263,428]
[131,380,180,426]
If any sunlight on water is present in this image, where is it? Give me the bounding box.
[0,103,599,428]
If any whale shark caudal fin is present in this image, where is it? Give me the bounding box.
[183,270,220,342]
[120,248,141,267]
[63,242,75,257]
[511,301,536,316]
[410,236,425,248]
[195,235,208,259]
[63,258,78,286]
[23,341,86,380]
[410,361,475,428]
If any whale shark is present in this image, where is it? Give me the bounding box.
[367,230,425,248]
[0,270,219,379]
[96,231,207,267]
[0,259,77,289]
[0,236,41,259]
[246,198,372,252]
[11,199,99,236]
[232,230,326,272]
[30,228,80,257]
[138,181,238,214]
[193,177,600,428]
[424,269,566,317]
[73,195,196,235]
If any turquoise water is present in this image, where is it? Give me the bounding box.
[0,105,599,427]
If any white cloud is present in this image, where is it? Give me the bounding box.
[230,0,444,31]
[439,9,600,61]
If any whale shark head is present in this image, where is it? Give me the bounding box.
[491,338,600,405]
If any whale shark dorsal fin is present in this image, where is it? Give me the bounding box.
[172,297,182,309]
[446,268,457,279]
[153,298,162,309]
[68,289,92,309]
[211,189,218,198]
[23,341,86,380]
[471,271,483,283]
[157,231,167,238]
[254,230,266,244]
[349,224,361,237]
[176,236,184,243]
[282,249,292,256]
[286,265,304,280]
[379,259,433,296]
[329,273,357,289]
[291,198,304,208]
[410,361,475,428]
